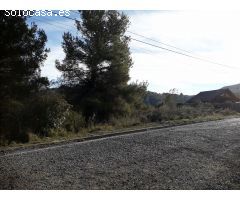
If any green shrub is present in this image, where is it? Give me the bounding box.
[63,111,85,133]
[0,99,29,144]
[147,109,162,122]
[26,91,71,136]
[145,103,235,123]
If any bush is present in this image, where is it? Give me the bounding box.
[0,99,29,144]
[145,103,235,123]
[63,111,85,133]
[26,91,71,136]
[147,110,162,122]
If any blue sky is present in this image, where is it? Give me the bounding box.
[27,11,240,95]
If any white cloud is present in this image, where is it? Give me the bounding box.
[41,46,63,80]
[127,11,240,94]
[32,18,76,32]
[40,11,240,95]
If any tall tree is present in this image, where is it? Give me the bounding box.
[0,11,49,101]
[56,11,139,121]
[0,11,49,143]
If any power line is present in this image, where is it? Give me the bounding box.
[127,30,193,55]
[32,16,76,30]
[29,17,72,31]
[127,31,238,70]
[131,38,238,69]
[33,12,238,70]
[131,38,203,60]
[50,12,202,56]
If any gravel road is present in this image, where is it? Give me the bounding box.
[1,118,240,189]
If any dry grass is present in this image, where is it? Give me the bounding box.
[1,112,239,150]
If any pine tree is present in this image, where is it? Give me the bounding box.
[0,11,49,101]
[56,11,137,121]
[0,11,49,143]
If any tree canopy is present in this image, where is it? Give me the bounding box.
[0,11,49,101]
[0,11,50,143]
[56,11,146,122]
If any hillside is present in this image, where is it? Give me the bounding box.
[144,91,192,106]
[222,83,240,97]
[187,88,240,104]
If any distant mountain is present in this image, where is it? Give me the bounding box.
[222,83,240,97]
[187,88,240,104]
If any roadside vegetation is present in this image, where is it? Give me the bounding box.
[0,11,239,147]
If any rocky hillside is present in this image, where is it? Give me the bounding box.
[222,83,240,97]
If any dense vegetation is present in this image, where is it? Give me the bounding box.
[144,90,192,106]
[0,11,50,144]
[0,11,237,146]
[56,11,147,123]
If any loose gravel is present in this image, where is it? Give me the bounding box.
[1,118,240,189]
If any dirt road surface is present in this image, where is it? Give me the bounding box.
[1,118,240,189]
